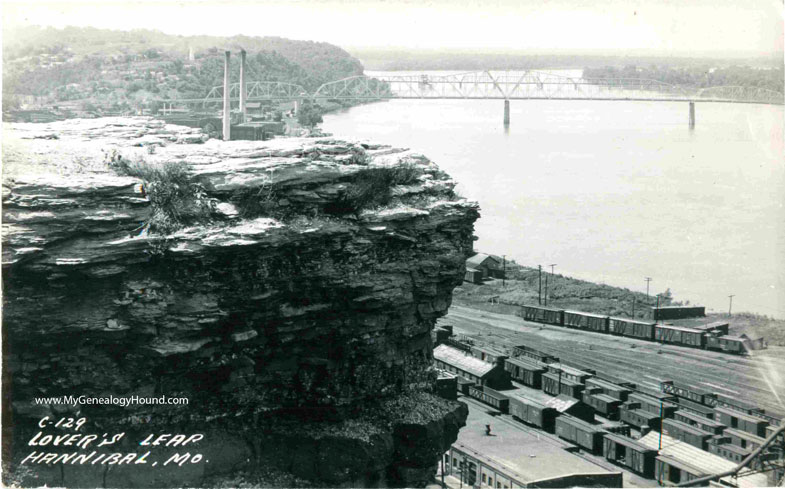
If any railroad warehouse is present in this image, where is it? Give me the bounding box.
[471,344,509,366]
[433,344,510,389]
[465,253,504,279]
[650,305,706,321]
[638,432,768,487]
[445,405,623,488]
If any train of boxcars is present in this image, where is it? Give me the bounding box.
[519,304,753,355]
[458,340,782,480]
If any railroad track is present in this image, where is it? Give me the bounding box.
[445,306,785,417]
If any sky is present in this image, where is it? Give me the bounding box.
[2,0,783,57]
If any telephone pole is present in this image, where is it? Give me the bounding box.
[544,272,549,306]
[645,277,652,298]
[728,295,735,316]
[538,265,542,305]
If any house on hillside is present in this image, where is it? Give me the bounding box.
[465,253,504,280]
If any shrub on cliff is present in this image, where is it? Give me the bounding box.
[109,155,215,233]
[325,164,421,216]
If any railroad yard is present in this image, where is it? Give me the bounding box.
[441,305,785,419]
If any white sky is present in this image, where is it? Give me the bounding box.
[2,0,783,57]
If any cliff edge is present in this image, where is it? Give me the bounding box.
[2,118,478,487]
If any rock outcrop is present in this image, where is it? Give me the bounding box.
[2,118,478,488]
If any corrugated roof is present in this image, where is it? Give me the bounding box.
[639,432,768,488]
[605,433,656,452]
[723,428,766,444]
[433,344,495,377]
[466,253,500,268]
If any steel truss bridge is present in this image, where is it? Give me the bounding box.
[170,70,784,107]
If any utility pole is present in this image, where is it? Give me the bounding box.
[549,264,557,275]
[655,294,661,323]
[645,277,652,299]
[728,295,735,316]
[538,265,542,305]
[658,402,664,450]
[544,272,549,307]
[502,255,506,288]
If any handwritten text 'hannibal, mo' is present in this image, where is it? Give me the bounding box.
[22,416,205,467]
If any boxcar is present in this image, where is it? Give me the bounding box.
[512,344,558,364]
[521,305,564,326]
[715,406,769,437]
[694,321,730,336]
[654,325,706,348]
[706,335,750,355]
[555,415,607,453]
[508,395,558,433]
[628,393,677,418]
[563,310,609,333]
[504,357,546,389]
[650,305,706,321]
[662,418,714,450]
[620,406,661,432]
[674,410,725,435]
[542,372,585,399]
[708,438,750,464]
[660,380,717,406]
[608,317,656,340]
[603,434,658,478]
[655,454,707,485]
[715,394,765,416]
[547,363,594,383]
[457,377,474,395]
[468,385,509,413]
[723,427,766,451]
[599,420,631,437]
[583,391,622,420]
[676,398,716,420]
[586,377,633,402]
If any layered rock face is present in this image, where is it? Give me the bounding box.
[2,118,478,488]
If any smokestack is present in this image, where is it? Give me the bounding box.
[223,51,231,141]
[239,50,247,123]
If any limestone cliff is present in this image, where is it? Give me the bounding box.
[2,118,478,488]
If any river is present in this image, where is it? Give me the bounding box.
[321,71,784,318]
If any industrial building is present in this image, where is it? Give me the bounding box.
[433,344,510,389]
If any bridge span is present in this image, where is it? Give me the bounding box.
[164,70,784,129]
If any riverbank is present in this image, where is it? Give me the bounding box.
[452,259,785,346]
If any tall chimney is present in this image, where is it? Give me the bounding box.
[239,50,247,123]
[222,51,231,141]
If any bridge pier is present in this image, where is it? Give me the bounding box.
[223,51,231,141]
[689,101,695,129]
[503,99,510,126]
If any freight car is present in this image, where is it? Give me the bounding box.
[608,317,656,340]
[583,390,622,420]
[563,310,609,333]
[714,406,769,437]
[627,393,678,418]
[660,380,717,406]
[620,406,661,433]
[542,372,585,399]
[547,363,594,384]
[603,434,658,478]
[662,418,714,450]
[511,344,558,364]
[555,415,607,453]
[521,305,564,326]
[508,394,558,432]
[585,377,633,402]
[468,385,509,414]
[708,437,750,464]
[723,427,766,451]
[692,321,730,336]
[673,410,725,435]
[504,357,546,389]
[676,398,716,420]
[650,305,706,321]
[655,325,706,348]
[705,335,750,355]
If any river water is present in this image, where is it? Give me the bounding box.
[321,71,785,318]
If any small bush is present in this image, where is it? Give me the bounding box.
[325,164,421,216]
[111,156,214,233]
